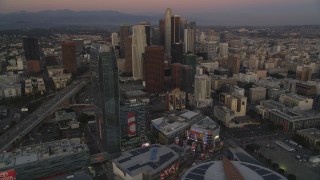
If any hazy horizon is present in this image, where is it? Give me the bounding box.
[1,0,320,25]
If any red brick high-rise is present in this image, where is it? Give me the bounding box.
[124,36,133,73]
[62,42,77,74]
[144,46,165,93]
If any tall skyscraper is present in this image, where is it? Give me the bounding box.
[171,43,183,64]
[132,25,146,80]
[187,21,196,51]
[152,27,160,45]
[184,29,195,54]
[165,8,172,55]
[111,33,120,47]
[23,37,40,61]
[194,74,211,101]
[219,43,229,58]
[159,19,165,47]
[171,63,183,89]
[180,18,188,42]
[171,15,181,44]
[228,54,241,75]
[91,44,121,154]
[144,46,165,93]
[183,54,197,76]
[23,37,41,73]
[62,41,77,74]
[140,22,151,46]
[124,36,133,73]
[119,25,130,59]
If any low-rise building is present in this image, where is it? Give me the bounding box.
[113,144,189,180]
[0,138,90,180]
[279,93,313,110]
[52,73,72,90]
[249,86,266,102]
[269,109,320,132]
[0,74,21,99]
[24,77,46,95]
[296,128,320,148]
[151,110,219,145]
[55,110,79,130]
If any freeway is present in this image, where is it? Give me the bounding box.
[0,78,90,152]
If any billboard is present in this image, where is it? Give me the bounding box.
[127,112,136,137]
[0,169,16,180]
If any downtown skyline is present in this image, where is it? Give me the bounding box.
[0,0,320,25]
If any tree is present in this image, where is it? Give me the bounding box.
[272,163,279,169]
[278,168,285,174]
[287,174,297,180]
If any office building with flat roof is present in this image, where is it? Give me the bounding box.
[0,138,90,180]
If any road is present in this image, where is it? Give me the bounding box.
[0,78,90,152]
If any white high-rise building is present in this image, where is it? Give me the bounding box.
[165,8,172,55]
[132,25,146,80]
[111,33,119,46]
[184,29,195,54]
[219,43,228,58]
[194,74,211,101]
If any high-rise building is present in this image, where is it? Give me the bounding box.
[194,74,211,101]
[187,21,196,50]
[119,25,130,58]
[184,29,195,54]
[62,41,77,74]
[144,46,165,93]
[171,15,180,44]
[165,8,172,55]
[181,65,194,93]
[111,33,120,46]
[183,54,197,76]
[124,36,133,73]
[171,63,183,89]
[171,43,184,64]
[23,37,40,61]
[206,41,218,61]
[219,43,228,58]
[72,39,84,54]
[228,54,240,75]
[152,27,160,45]
[23,37,41,73]
[180,18,188,42]
[159,19,165,46]
[140,22,151,46]
[91,44,121,153]
[132,25,146,80]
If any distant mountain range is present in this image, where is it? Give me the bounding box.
[0,10,161,30]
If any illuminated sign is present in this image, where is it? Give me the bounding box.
[160,162,179,180]
[0,169,16,180]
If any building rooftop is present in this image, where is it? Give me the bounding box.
[269,108,320,122]
[55,111,77,122]
[297,128,320,140]
[0,74,20,89]
[192,116,219,132]
[124,90,146,99]
[0,138,88,170]
[151,111,207,137]
[281,93,311,101]
[113,144,179,177]
[181,160,286,180]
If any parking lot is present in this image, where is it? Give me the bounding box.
[256,140,320,180]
